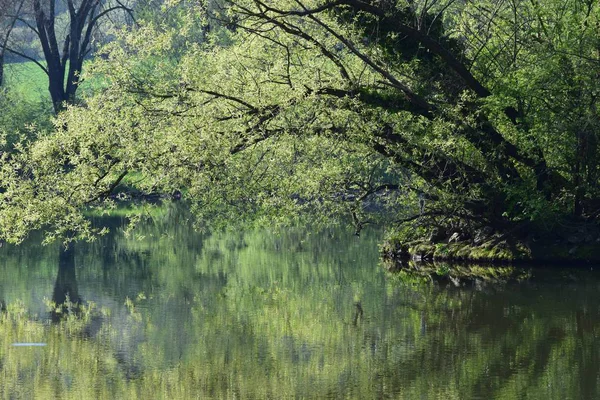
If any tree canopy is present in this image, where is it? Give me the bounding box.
[0,0,599,247]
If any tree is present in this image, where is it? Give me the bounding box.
[1,0,134,112]
[0,0,599,252]
[203,0,600,241]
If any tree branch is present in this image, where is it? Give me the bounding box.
[86,169,128,203]
[3,47,49,75]
[89,4,134,28]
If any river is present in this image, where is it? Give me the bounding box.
[1,207,599,399]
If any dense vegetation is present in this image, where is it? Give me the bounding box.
[1,0,599,260]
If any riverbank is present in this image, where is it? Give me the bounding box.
[381,234,600,265]
[380,231,600,288]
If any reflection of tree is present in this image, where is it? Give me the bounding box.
[51,243,82,321]
[5,216,600,398]
[367,282,600,399]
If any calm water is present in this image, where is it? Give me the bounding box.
[1,210,600,399]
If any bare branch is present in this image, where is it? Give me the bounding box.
[4,47,49,74]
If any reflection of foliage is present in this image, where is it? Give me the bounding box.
[1,218,600,398]
[386,261,532,288]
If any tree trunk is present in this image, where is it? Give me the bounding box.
[48,68,68,113]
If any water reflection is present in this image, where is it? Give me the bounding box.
[51,245,82,321]
[0,209,600,398]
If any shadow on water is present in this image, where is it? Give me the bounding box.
[379,258,600,399]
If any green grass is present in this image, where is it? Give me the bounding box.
[4,61,51,103]
[4,60,103,104]
[1,60,104,146]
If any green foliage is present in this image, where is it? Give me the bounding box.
[0,14,406,242]
[1,0,599,246]
[0,88,51,149]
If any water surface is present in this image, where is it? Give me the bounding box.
[1,211,600,399]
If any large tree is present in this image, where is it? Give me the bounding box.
[1,0,134,112]
[0,0,599,250]
[204,0,600,240]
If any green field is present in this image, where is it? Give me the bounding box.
[4,60,101,105]
[4,61,51,103]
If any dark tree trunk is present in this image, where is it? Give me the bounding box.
[28,0,132,113]
[48,68,68,112]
